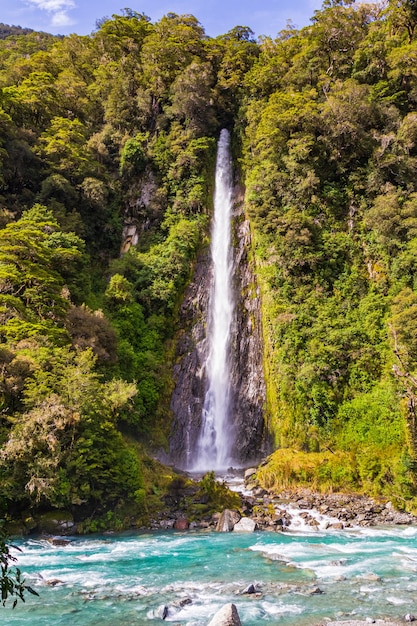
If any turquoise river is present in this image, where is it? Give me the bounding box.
[4,522,417,626]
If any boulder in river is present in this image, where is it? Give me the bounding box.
[233,517,257,533]
[47,538,71,546]
[207,603,242,626]
[216,509,241,532]
[174,517,189,530]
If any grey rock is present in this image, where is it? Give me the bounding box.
[159,519,175,529]
[207,603,242,626]
[45,578,64,586]
[216,509,241,532]
[47,538,71,546]
[233,517,257,533]
[360,573,382,582]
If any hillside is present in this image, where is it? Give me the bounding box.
[1,1,417,531]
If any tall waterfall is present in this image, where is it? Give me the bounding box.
[193,129,234,471]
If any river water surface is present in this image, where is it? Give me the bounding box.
[5,523,417,625]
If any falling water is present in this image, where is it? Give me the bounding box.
[192,129,234,471]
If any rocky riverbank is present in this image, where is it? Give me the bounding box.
[148,470,417,532]
[207,604,408,626]
[15,468,417,536]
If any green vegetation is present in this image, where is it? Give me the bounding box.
[1,521,38,607]
[0,10,258,531]
[241,0,417,507]
[194,471,241,513]
[2,0,417,532]
[162,471,241,521]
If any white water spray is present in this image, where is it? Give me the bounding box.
[192,129,234,471]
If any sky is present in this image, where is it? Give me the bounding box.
[0,0,324,39]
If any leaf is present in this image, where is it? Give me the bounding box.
[25,585,39,596]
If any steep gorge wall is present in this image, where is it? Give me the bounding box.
[169,187,269,469]
[230,201,270,464]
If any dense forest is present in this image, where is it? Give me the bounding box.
[1,0,417,531]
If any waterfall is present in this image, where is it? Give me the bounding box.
[169,126,267,471]
[192,129,234,471]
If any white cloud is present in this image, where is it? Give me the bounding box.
[51,10,75,26]
[25,0,76,30]
[26,0,75,10]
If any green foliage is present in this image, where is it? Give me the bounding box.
[334,383,410,492]
[240,0,417,498]
[0,347,143,512]
[119,133,148,176]
[0,204,85,342]
[104,216,204,434]
[256,449,359,493]
[197,472,240,510]
[0,521,38,607]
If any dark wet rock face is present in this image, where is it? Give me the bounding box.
[228,211,269,465]
[168,190,268,469]
[169,248,211,468]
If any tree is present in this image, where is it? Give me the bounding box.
[37,117,93,183]
[169,61,217,134]
[1,348,141,511]
[140,13,206,101]
[0,204,84,342]
[387,0,417,43]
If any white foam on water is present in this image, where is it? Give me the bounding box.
[397,557,417,573]
[249,538,405,581]
[405,580,417,591]
[109,583,149,596]
[225,475,253,497]
[160,580,224,595]
[260,600,304,616]
[249,543,290,558]
[397,546,417,559]
[326,541,393,555]
[353,526,417,539]
[302,561,352,579]
[15,553,71,567]
[250,540,337,563]
[47,570,111,588]
[386,596,408,605]
[14,538,121,568]
[162,600,224,623]
[279,505,346,532]
[75,552,108,563]
[359,585,382,593]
